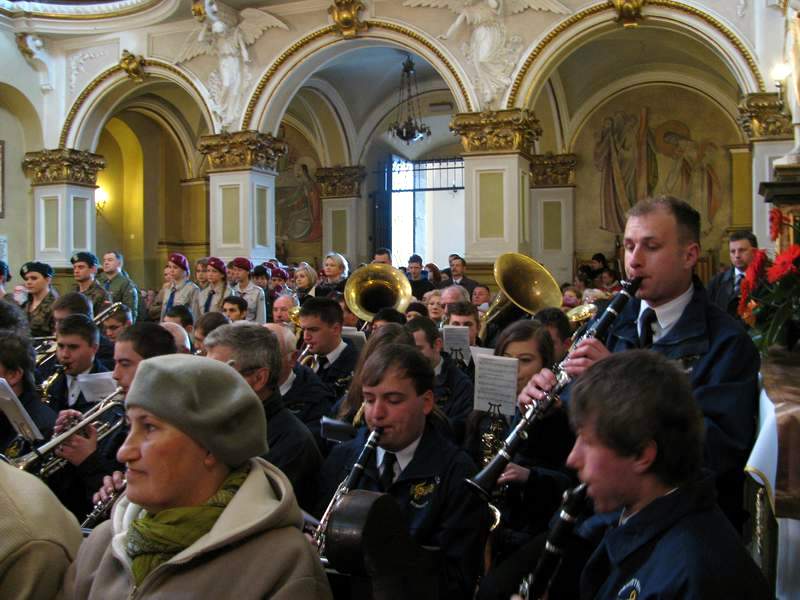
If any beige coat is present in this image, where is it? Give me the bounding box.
[60,458,332,600]
[0,461,83,600]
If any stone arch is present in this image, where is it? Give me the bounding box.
[245,21,477,136]
[0,82,44,151]
[509,1,764,110]
[61,59,214,153]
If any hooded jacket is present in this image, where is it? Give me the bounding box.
[60,458,332,600]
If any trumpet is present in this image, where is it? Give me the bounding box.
[8,387,125,480]
[296,344,318,369]
[81,477,127,529]
[313,427,382,556]
[465,278,642,505]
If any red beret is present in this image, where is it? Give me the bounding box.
[231,257,253,272]
[271,267,289,280]
[206,257,226,275]
[168,253,189,273]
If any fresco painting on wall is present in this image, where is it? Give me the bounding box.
[577,86,738,259]
[276,125,323,266]
[593,109,722,236]
[0,140,4,218]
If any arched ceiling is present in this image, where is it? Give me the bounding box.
[546,25,741,120]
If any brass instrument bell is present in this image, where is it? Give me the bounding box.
[344,263,412,323]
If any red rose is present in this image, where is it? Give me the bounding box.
[766,244,800,284]
[769,208,785,242]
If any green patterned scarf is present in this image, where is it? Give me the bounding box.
[126,465,250,586]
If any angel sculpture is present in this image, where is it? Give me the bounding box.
[177,0,287,130]
[404,0,570,106]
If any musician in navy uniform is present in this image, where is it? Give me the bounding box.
[299,296,359,400]
[569,351,767,600]
[316,343,489,598]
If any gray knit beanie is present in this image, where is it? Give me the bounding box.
[125,354,267,467]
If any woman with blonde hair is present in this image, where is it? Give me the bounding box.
[317,252,349,296]
[425,289,445,327]
[294,262,318,304]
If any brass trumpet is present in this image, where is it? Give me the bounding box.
[8,387,125,480]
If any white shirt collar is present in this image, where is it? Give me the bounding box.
[376,433,423,476]
[433,356,443,376]
[638,284,694,342]
[734,267,746,278]
[324,339,347,366]
[278,369,296,397]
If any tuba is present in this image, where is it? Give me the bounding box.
[479,253,562,341]
[344,263,412,324]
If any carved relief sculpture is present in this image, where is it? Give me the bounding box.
[15,32,53,92]
[177,0,288,131]
[610,0,646,28]
[22,149,105,186]
[530,153,577,187]
[119,50,147,82]
[315,166,367,198]
[198,130,287,173]
[737,93,792,140]
[403,0,570,108]
[329,0,368,39]
[450,108,542,156]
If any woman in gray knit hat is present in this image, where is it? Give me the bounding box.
[60,354,332,599]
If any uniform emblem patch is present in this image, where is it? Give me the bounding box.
[617,578,640,599]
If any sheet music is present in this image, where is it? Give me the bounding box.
[0,378,43,441]
[474,355,518,416]
[443,326,471,365]
[77,372,117,404]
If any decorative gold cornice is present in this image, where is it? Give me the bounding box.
[59,58,210,149]
[22,148,105,186]
[197,130,287,173]
[0,0,162,21]
[509,0,765,108]
[15,33,34,59]
[243,20,473,130]
[737,92,792,141]
[450,109,541,157]
[329,0,368,39]
[530,153,578,186]
[610,0,646,28]
[315,166,366,198]
[119,50,146,83]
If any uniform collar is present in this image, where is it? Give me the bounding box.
[278,369,296,396]
[324,339,347,365]
[638,283,694,341]
[376,433,423,474]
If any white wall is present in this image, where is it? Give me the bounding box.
[425,188,465,267]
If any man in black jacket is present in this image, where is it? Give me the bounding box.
[707,230,758,319]
[205,323,322,510]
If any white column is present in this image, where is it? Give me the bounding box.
[32,183,96,268]
[530,186,575,284]
[322,197,358,260]
[463,153,530,262]
[208,169,276,263]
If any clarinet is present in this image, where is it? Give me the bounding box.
[81,479,127,529]
[517,483,589,600]
[465,277,642,503]
[313,427,382,555]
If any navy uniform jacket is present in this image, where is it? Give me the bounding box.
[318,340,359,400]
[434,354,474,443]
[45,358,110,414]
[580,472,768,600]
[260,391,322,511]
[706,267,740,319]
[282,364,335,452]
[316,425,490,598]
[604,280,759,528]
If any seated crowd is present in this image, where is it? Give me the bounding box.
[0,197,769,599]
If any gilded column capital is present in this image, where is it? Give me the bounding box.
[530,153,577,187]
[315,166,366,198]
[450,109,542,157]
[329,0,368,39]
[198,130,287,173]
[22,148,105,186]
[737,92,792,141]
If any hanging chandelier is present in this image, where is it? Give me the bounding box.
[388,55,431,144]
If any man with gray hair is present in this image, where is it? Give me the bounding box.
[205,323,322,509]
[265,323,335,452]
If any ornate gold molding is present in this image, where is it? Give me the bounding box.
[119,50,147,83]
[530,153,578,186]
[315,166,366,198]
[0,0,162,21]
[22,148,105,186]
[610,0,646,28]
[59,58,210,149]
[509,0,765,108]
[329,1,368,39]
[197,130,287,173]
[15,33,35,59]
[450,109,541,157]
[738,93,792,141]
[243,20,474,130]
